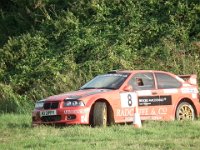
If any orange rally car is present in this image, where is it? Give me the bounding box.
[32,70,200,126]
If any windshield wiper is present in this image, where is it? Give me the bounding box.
[99,87,116,90]
[80,87,96,90]
[96,87,116,90]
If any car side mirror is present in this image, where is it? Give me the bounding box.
[123,85,133,92]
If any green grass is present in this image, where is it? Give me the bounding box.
[1,114,200,150]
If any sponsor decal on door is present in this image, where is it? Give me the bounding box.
[138,95,172,106]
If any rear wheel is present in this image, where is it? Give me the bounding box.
[93,102,107,127]
[176,102,195,120]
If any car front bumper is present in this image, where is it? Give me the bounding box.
[32,107,90,126]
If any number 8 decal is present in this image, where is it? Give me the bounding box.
[128,94,132,106]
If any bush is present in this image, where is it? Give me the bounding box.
[0,0,200,113]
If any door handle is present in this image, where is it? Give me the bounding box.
[152,92,157,95]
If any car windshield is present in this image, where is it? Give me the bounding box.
[80,73,130,90]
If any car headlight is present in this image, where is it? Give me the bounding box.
[64,99,85,107]
[35,100,45,109]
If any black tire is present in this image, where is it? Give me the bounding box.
[176,102,195,120]
[93,102,107,127]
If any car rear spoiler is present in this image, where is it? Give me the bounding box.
[178,74,197,85]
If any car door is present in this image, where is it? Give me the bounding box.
[128,72,163,120]
[153,72,182,120]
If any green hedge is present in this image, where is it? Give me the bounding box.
[0,0,200,113]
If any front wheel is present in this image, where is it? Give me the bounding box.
[176,102,195,120]
[93,102,107,127]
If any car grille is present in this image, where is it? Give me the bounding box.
[41,115,61,122]
[43,102,59,109]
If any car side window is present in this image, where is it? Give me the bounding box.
[155,73,181,89]
[129,73,155,90]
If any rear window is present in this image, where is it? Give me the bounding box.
[155,73,181,89]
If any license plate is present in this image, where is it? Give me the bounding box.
[40,110,57,117]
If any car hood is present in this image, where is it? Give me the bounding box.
[46,89,112,101]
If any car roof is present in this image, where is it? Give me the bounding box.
[111,70,171,74]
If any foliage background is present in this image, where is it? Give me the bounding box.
[0,0,200,113]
